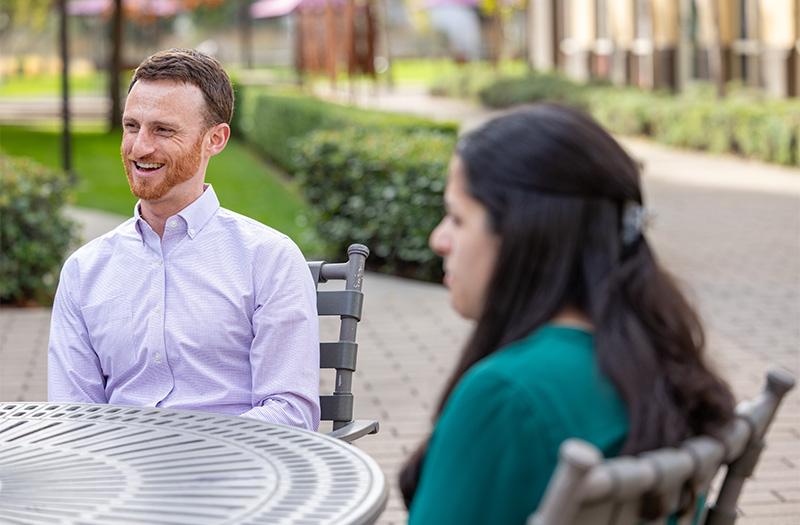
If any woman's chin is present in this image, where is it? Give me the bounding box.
[450,298,478,321]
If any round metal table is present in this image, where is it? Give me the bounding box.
[0,403,387,524]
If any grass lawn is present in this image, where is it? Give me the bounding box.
[236,59,528,100]
[0,125,325,256]
[1,59,527,101]
[388,58,528,85]
[0,72,108,97]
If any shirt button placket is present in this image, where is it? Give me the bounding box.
[154,256,166,367]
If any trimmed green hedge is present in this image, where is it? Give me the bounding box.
[647,97,800,165]
[238,89,458,172]
[583,87,659,136]
[0,155,80,305]
[479,71,588,109]
[233,87,460,278]
[480,75,800,167]
[294,128,455,280]
[230,81,244,138]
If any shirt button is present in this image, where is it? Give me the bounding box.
[188,228,195,236]
[168,219,178,229]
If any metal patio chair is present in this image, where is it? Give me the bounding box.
[308,243,379,443]
[529,369,795,525]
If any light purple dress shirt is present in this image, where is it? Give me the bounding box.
[48,185,320,430]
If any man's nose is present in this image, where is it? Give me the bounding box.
[429,220,450,257]
[129,131,155,158]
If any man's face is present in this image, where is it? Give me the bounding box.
[120,79,209,202]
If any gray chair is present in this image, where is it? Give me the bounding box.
[308,243,379,443]
[529,369,795,525]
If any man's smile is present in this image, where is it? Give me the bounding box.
[132,161,166,175]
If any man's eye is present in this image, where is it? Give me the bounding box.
[124,123,138,130]
[157,127,173,134]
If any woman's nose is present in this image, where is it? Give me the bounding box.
[429,220,450,257]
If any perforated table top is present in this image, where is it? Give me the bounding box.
[0,403,387,525]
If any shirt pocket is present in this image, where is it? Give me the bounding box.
[81,295,135,367]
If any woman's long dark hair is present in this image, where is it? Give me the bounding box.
[399,104,735,509]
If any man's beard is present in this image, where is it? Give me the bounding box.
[122,137,203,201]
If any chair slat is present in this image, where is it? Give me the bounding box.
[683,437,725,488]
[310,244,378,442]
[317,290,364,319]
[611,502,643,525]
[529,369,795,525]
[584,457,658,502]
[720,417,751,462]
[320,342,358,371]
[320,394,354,422]
[308,261,323,285]
[573,501,619,525]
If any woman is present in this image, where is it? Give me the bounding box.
[399,104,735,524]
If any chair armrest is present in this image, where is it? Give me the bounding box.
[327,420,380,443]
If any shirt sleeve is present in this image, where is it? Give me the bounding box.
[408,366,558,525]
[241,239,320,430]
[48,258,108,403]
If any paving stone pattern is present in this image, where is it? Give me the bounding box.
[1,106,798,524]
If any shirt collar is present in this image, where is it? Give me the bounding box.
[133,184,221,241]
[177,184,220,239]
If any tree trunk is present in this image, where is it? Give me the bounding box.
[109,0,123,130]
[324,1,337,89]
[293,12,305,85]
[58,0,72,179]
[702,0,726,97]
[239,0,253,69]
[490,13,504,68]
[379,0,394,88]
[676,0,693,92]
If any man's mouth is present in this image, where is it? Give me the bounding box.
[133,161,165,174]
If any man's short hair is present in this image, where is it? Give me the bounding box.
[129,48,234,127]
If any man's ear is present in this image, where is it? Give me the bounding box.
[206,123,231,157]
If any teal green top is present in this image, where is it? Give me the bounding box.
[408,325,629,525]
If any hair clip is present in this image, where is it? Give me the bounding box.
[622,201,649,246]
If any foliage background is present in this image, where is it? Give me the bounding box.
[0,154,80,305]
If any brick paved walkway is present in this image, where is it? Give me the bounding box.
[1,94,798,523]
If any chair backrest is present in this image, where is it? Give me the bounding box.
[308,243,378,441]
[529,369,796,525]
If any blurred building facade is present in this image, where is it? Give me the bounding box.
[528,0,800,97]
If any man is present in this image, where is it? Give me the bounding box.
[48,49,320,430]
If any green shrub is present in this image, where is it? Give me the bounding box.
[429,63,526,99]
[586,87,663,136]
[756,103,800,166]
[293,128,455,280]
[650,100,715,150]
[480,74,800,166]
[230,81,244,138]
[478,72,588,109]
[242,90,458,173]
[0,155,80,305]
[649,100,797,165]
